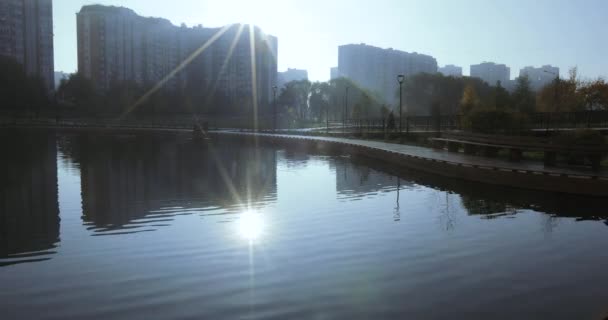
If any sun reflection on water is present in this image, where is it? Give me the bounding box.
[237,210,265,242]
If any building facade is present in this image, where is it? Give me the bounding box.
[330,67,340,80]
[278,68,308,87]
[77,5,278,112]
[438,64,463,77]
[338,43,437,106]
[0,0,54,92]
[519,65,559,91]
[470,62,511,87]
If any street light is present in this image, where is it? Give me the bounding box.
[397,75,405,134]
[273,86,278,132]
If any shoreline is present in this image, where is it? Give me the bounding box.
[2,125,607,196]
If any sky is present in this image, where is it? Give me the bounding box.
[54,0,608,82]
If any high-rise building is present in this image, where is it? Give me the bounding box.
[470,62,511,87]
[278,68,308,87]
[0,0,54,92]
[338,43,437,105]
[519,65,559,91]
[77,5,278,111]
[330,67,340,80]
[438,64,463,77]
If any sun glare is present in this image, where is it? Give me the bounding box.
[237,210,265,242]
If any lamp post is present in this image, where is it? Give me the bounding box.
[273,85,278,132]
[397,75,405,134]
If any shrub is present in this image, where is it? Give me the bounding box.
[553,129,607,164]
[463,110,529,134]
[553,129,606,147]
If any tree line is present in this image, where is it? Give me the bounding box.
[2,53,607,126]
[0,56,50,116]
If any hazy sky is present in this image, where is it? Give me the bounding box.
[54,0,608,82]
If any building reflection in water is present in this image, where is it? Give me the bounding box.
[59,134,277,235]
[339,155,608,227]
[0,131,60,267]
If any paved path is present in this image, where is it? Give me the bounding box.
[218,131,608,180]
[3,123,606,180]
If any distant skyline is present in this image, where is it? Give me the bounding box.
[54,0,608,82]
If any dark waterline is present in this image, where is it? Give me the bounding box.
[1,130,607,320]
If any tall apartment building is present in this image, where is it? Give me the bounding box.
[338,43,437,106]
[330,67,340,80]
[438,64,463,77]
[278,68,308,87]
[77,5,278,111]
[470,62,510,87]
[519,65,559,91]
[0,0,54,92]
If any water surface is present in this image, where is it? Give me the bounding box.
[1,130,607,320]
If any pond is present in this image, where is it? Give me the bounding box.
[1,130,607,320]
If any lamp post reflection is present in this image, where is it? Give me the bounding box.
[393,178,401,222]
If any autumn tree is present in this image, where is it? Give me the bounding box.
[536,67,583,112]
[460,84,480,114]
[579,79,608,110]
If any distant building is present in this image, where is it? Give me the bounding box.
[470,62,510,87]
[77,5,278,110]
[503,79,517,92]
[338,43,437,106]
[519,65,559,91]
[330,67,340,80]
[0,0,54,92]
[438,64,462,77]
[278,68,308,87]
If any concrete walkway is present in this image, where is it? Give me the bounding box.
[219,131,608,180]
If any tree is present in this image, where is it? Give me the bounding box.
[493,81,511,110]
[309,81,332,120]
[0,56,49,114]
[387,111,396,131]
[460,84,480,114]
[278,80,311,120]
[579,79,608,110]
[353,92,372,120]
[380,105,390,129]
[402,73,492,116]
[511,76,536,114]
[57,73,100,114]
[537,67,583,112]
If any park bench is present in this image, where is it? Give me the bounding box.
[430,132,608,170]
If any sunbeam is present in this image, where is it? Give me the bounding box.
[202,24,246,108]
[249,24,259,132]
[119,24,232,119]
